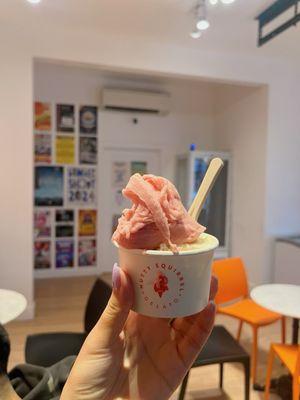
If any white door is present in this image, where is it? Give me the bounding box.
[98,148,161,273]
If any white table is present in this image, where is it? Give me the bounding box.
[0,289,27,325]
[251,284,300,344]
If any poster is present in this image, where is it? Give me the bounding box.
[34,210,51,238]
[112,162,128,187]
[67,167,96,205]
[35,166,64,206]
[56,240,74,268]
[78,239,96,267]
[56,136,75,164]
[78,210,97,236]
[34,134,51,163]
[131,161,147,175]
[34,241,51,269]
[111,214,121,235]
[80,106,97,135]
[56,210,74,223]
[79,137,97,164]
[34,102,51,132]
[56,104,75,133]
[56,225,74,238]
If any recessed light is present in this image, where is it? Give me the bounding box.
[26,0,41,4]
[190,30,202,39]
[209,0,219,4]
[197,18,210,30]
[220,0,235,4]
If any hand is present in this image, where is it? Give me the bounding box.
[61,265,218,400]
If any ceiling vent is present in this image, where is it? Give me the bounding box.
[100,88,171,115]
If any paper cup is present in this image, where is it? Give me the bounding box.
[114,233,219,318]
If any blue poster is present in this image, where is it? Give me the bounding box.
[35,166,64,206]
[56,240,74,268]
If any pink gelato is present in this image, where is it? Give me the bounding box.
[112,173,205,251]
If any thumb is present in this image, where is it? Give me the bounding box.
[85,264,133,350]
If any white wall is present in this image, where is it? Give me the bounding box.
[213,85,268,284]
[1,19,300,318]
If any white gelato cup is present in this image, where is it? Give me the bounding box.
[114,233,219,318]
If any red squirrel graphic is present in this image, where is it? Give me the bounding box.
[153,272,169,298]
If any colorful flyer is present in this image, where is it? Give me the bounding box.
[79,137,97,164]
[67,167,96,206]
[111,214,121,235]
[56,240,74,268]
[131,161,147,175]
[34,166,64,206]
[56,104,75,133]
[56,209,74,223]
[78,239,96,267]
[34,102,51,132]
[34,210,51,238]
[112,162,128,187]
[34,134,51,164]
[55,225,74,238]
[34,241,51,269]
[80,106,98,135]
[56,136,75,164]
[78,210,97,236]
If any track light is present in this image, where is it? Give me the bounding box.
[26,0,41,3]
[196,18,210,30]
[209,0,218,4]
[196,0,210,31]
[220,0,235,3]
[190,29,202,39]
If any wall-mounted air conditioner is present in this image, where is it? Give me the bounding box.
[100,88,171,115]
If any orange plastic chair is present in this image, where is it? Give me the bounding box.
[212,257,286,384]
[265,344,300,399]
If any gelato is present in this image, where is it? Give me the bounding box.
[112,173,205,251]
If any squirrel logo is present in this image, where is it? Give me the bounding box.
[153,272,169,298]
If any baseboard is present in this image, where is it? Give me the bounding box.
[18,301,35,320]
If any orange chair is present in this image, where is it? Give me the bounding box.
[212,258,285,384]
[265,344,300,399]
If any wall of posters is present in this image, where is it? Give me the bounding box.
[80,106,97,135]
[112,162,128,187]
[56,104,75,133]
[78,210,97,236]
[34,166,64,206]
[56,136,75,164]
[67,167,96,205]
[34,102,51,132]
[34,241,51,269]
[56,240,74,268]
[131,161,147,175]
[78,239,96,267]
[34,210,51,238]
[35,134,51,163]
[79,137,97,164]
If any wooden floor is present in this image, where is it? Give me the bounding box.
[6,276,287,399]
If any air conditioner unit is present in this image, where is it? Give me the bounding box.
[100,88,171,115]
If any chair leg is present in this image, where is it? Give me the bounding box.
[281,316,286,344]
[237,320,243,342]
[243,358,250,400]
[219,363,224,388]
[292,373,300,400]
[251,326,258,383]
[264,346,275,400]
[178,371,190,400]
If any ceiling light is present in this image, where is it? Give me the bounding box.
[190,30,202,39]
[220,0,235,4]
[26,0,41,4]
[209,0,219,4]
[197,18,210,30]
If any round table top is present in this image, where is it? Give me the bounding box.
[251,284,300,319]
[0,289,27,325]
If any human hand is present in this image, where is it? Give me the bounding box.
[61,265,218,400]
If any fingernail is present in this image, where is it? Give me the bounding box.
[112,263,121,291]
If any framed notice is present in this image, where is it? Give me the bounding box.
[78,239,96,267]
[56,104,75,133]
[80,106,97,135]
[34,102,51,132]
[78,210,97,236]
[34,134,51,164]
[34,241,51,269]
[34,166,64,206]
[56,136,75,164]
[67,167,96,206]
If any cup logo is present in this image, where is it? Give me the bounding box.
[153,272,169,297]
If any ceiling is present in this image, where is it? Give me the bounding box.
[2,0,300,62]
